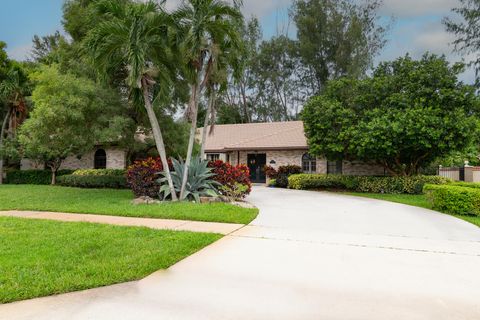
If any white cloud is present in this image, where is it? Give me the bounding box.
[6,44,32,61]
[380,0,459,17]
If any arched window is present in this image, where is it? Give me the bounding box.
[94,149,107,169]
[302,153,316,173]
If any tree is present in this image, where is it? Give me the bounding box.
[291,0,387,93]
[84,0,178,200]
[444,0,480,84]
[174,0,242,200]
[0,61,30,184]
[18,66,128,184]
[302,54,480,176]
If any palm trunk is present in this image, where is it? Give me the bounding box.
[200,88,216,159]
[142,83,178,201]
[180,82,201,200]
[0,109,12,185]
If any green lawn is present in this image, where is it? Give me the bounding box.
[0,216,221,303]
[345,192,480,228]
[0,185,258,224]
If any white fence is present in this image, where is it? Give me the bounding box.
[438,166,480,182]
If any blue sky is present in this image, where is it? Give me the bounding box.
[0,0,474,83]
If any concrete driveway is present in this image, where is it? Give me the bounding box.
[2,187,480,319]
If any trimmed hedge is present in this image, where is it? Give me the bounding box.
[5,170,74,185]
[72,169,126,176]
[424,184,480,216]
[288,174,449,194]
[57,174,127,189]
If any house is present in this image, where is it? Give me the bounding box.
[20,146,127,171]
[201,121,385,183]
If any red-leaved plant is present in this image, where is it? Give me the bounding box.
[127,157,172,198]
[208,160,252,198]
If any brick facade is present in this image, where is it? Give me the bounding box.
[21,147,127,171]
[207,150,385,177]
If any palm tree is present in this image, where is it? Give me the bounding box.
[84,0,178,200]
[174,0,243,200]
[0,65,29,184]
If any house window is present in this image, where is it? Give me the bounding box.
[94,149,107,169]
[302,153,317,173]
[207,154,220,162]
[327,160,343,175]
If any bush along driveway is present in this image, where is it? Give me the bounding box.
[2,186,480,319]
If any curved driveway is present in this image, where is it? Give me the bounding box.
[2,187,480,319]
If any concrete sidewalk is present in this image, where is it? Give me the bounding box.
[0,210,244,235]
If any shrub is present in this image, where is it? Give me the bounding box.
[5,170,74,185]
[127,157,171,198]
[72,169,126,176]
[278,165,302,176]
[57,174,127,189]
[268,179,277,187]
[264,165,278,179]
[220,183,249,201]
[159,157,219,202]
[208,160,251,198]
[424,184,480,216]
[265,165,302,188]
[288,174,449,194]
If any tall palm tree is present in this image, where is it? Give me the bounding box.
[85,0,178,200]
[0,65,29,184]
[174,0,243,200]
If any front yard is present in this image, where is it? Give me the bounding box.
[0,217,221,303]
[0,185,258,224]
[345,192,480,228]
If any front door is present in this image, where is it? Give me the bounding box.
[247,153,266,183]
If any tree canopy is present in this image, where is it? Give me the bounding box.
[302,54,480,176]
[18,66,129,184]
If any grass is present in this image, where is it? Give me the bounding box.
[344,192,480,228]
[0,185,258,224]
[0,216,221,303]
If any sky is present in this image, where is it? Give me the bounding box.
[0,0,474,83]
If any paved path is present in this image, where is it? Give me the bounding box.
[0,210,244,235]
[2,187,480,319]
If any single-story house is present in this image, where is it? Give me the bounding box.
[20,146,127,171]
[201,121,386,183]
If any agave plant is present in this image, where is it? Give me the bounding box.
[158,157,220,202]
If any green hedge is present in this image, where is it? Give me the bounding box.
[288,174,449,194]
[5,170,74,185]
[57,174,128,189]
[424,184,480,216]
[72,169,126,176]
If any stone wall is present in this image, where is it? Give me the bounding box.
[21,147,127,171]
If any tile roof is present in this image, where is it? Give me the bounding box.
[201,121,309,152]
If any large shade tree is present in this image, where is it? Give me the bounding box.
[302,54,480,176]
[19,66,128,184]
[174,0,242,200]
[85,0,178,200]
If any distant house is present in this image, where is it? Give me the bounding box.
[200,121,385,183]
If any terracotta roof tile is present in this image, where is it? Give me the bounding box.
[200,121,308,152]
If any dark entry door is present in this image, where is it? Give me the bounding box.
[247,153,267,183]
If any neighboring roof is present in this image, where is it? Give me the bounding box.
[201,121,309,152]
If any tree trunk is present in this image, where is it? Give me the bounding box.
[180,82,201,200]
[47,159,62,185]
[0,108,12,185]
[200,88,216,159]
[142,82,178,201]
